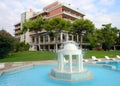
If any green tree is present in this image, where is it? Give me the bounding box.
[14,42,30,52]
[116,30,120,45]
[0,30,15,58]
[31,16,45,32]
[44,18,71,51]
[20,16,45,51]
[101,24,118,50]
[85,31,97,49]
[72,19,95,48]
[22,16,45,33]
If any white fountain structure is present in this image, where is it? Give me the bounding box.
[49,41,93,81]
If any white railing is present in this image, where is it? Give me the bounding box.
[62,11,81,19]
[15,26,21,29]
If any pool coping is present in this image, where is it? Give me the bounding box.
[0,59,120,76]
[0,60,57,76]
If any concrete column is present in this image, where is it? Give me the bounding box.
[34,37,37,44]
[39,36,41,44]
[53,45,55,52]
[69,54,72,72]
[72,35,73,41]
[38,36,41,50]
[77,35,79,42]
[66,33,69,41]
[48,35,50,43]
[48,45,50,51]
[60,32,63,42]
[43,36,45,43]
[43,45,45,50]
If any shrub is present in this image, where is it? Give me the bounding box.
[14,42,30,52]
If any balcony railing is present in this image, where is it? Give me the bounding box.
[32,40,67,45]
[15,26,21,30]
[62,11,82,19]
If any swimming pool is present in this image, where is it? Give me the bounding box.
[97,61,120,70]
[0,64,120,86]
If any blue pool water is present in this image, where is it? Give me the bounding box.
[0,64,120,86]
[97,61,120,69]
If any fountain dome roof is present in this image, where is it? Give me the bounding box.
[63,41,78,50]
[58,41,81,55]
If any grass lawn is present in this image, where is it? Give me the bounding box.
[84,50,120,59]
[0,51,57,62]
[0,50,120,62]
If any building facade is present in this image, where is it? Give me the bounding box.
[14,1,85,51]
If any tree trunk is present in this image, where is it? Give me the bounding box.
[35,30,39,51]
[79,32,82,49]
[55,33,58,52]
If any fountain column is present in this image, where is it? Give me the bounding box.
[60,54,64,72]
[80,54,83,71]
[57,53,60,70]
[77,55,80,72]
[69,54,72,72]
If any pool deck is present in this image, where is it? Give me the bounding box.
[0,58,120,75]
[0,60,57,75]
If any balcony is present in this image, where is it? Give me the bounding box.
[15,33,20,37]
[15,26,21,30]
[62,11,82,19]
[62,3,85,16]
[42,16,49,19]
[63,18,73,22]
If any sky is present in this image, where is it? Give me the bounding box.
[0,0,120,35]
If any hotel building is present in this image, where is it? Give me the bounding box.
[14,1,85,51]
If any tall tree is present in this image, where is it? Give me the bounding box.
[72,19,95,48]
[22,16,45,33]
[0,30,15,58]
[44,18,71,52]
[31,16,45,32]
[101,24,118,50]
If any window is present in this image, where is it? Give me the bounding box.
[45,35,48,42]
[32,37,35,43]
[36,38,39,44]
[40,36,43,42]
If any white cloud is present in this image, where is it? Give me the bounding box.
[0,0,25,35]
[86,14,112,28]
[109,13,120,28]
[0,0,120,36]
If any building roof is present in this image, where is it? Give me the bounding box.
[43,1,85,16]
